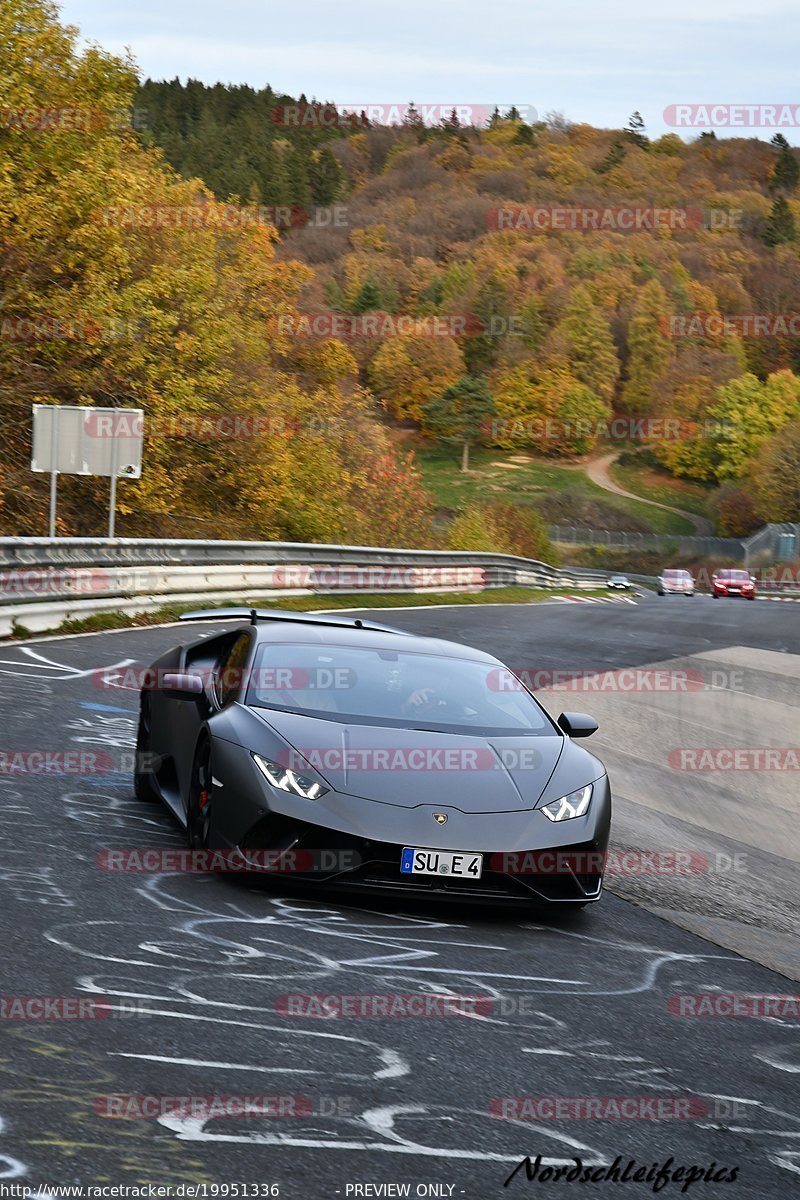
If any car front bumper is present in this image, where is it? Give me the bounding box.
[210,740,612,905]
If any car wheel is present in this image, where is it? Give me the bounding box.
[133,694,158,802]
[187,737,213,849]
[657,589,664,596]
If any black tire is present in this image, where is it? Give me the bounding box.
[133,693,159,802]
[187,737,213,849]
[657,589,664,596]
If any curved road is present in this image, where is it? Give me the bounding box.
[584,453,714,535]
[0,596,797,1196]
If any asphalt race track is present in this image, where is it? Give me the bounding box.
[0,593,798,1197]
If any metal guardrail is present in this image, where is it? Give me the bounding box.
[0,537,602,571]
[2,536,793,639]
[0,538,627,636]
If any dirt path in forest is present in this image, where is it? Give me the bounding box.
[584,452,713,535]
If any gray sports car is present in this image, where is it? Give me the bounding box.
[134,609,611,906]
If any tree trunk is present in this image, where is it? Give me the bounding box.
[461,439,470,473]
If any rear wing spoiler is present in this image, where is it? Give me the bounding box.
[178,607,411,635]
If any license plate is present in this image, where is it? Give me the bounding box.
[400,848,483,879]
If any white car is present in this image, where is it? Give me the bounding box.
[657,568,695,596]
[607,574,631,590]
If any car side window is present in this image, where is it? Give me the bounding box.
[216,633,251,708]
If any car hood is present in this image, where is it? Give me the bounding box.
[249,708,569,813]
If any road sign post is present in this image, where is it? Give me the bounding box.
[48,407,59,538]
[108,431,119,539]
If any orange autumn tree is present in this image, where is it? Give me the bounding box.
[0,0,434,546]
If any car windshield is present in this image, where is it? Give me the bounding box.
[245,642,557,735]
[721,571,749,581]
[664,570,690,579]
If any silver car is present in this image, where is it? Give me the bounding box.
[657,568,695,596]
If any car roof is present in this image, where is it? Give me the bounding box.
[248,620,499,664]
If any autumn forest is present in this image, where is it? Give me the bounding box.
[3,0,800,556]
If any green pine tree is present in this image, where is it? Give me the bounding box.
[423,376,496,472]
[764,196,797,245]
[597,138,626,174]
[352,278,383,313]
[771,146,800,193]
[625,110,648,148]
[309,146,343,205]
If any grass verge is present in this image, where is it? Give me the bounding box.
[7,587,617,640]
[414,445,696,535]
[609,459,712,519]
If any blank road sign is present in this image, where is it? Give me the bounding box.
[31,405,143,477]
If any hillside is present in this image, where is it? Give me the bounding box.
[139,80,800,534]
[2,5,800,550]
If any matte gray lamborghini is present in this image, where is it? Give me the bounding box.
[134,609,611,906]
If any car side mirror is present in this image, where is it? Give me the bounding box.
[161,672,205,700]
[558,711,598,738]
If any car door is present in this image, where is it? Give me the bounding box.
[205,630,255,844]
[168,630,252,810]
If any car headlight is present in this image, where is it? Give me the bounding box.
[541,784,592,822]
[252,753,329,800]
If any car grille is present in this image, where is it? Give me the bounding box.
[240,815,602,903]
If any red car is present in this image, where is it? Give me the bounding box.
[712,569,756,599]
